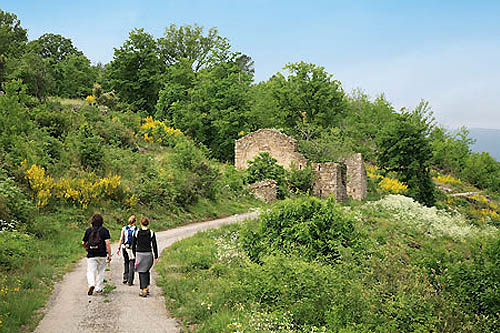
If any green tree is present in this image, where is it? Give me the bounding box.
[343,90,397,162]
[248,80,281,130]
[158,24,230,72]
[429,126,474,175]
[377,109,435,206]
[460,152,500,192]
[54,54,97,98]
[295,124,354,162]
[31,33,83,64]
[0,9,27,81]
[155,58,196,121]
[233,52,255,77]
[166,61,252,161]
[270,61,346,129]
[7,50,52,100]
[104,28,161,112]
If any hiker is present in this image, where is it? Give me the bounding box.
[82,214,111,295]
[116,215,138,285]
[131,217,159,297]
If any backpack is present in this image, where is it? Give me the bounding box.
[86,227,104,252]
[124,226,135,248]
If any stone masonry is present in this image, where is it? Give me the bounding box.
[311,162,347,201]
[342,153,367,200]
[235,129,307,170]
[235,129,367,201]
[249,180,278,203]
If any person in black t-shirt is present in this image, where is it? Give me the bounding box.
[82,214,111,295]
[131,217,158,297]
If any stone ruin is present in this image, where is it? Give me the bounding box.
[235,129,367,202]
[249,180,278,203]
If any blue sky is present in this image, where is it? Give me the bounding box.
[3,1,500,129]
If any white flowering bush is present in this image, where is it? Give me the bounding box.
[215,230,246,265]
[246,309,295,332]
[364,195,496,240]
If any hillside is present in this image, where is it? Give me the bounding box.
[2,8,500,332]
[469,127,500,162]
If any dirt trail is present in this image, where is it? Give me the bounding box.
[34,211,259,333]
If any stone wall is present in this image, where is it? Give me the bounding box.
[249,179,277,203]
[235,129,307,170]
[312,162,347,201]
[236,129,367,201]
[343,153,367,200]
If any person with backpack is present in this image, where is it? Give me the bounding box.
[131,217,158,297]
[81,214,111,296]
[116,215,138,285]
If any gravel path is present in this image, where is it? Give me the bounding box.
[34,211,259,333]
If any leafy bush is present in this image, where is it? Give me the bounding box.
[460,152,500,192]
[32,102,71,139]
[139,116,183,147]
[440,235,500,317]
[95,115,136,148]
[0,172,35,224]
[75,122,104,170]
[169,139,220,203]
[245,152,288,199]
[0,231,32,270]
[241,196,359,263]
[287,162,315,194]
[218,165,247,197]
[238,254,338,327]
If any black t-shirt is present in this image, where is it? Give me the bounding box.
[83,226,111,258]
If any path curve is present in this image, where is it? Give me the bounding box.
[34,211,260,333]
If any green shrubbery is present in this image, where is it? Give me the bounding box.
[158,196,500,332]
[244,152,315,199]
[241,196,359,263]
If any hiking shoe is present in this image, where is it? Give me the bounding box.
[122,279,128,284]
[139,289,147,297]
[88,286,95,296]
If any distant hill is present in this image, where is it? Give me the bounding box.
[468,128,500,162]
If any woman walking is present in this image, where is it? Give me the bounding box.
[116,215,138,285]
[82,214,111,295]
[131,217,159,297]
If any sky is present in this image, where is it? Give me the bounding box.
[3,0,500,130]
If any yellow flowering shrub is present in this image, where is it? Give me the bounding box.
[470,208,500,221]
[470,193,489,204]
[25,164,55,208]
[433,174,462,185]
[85,95,96,103]
[366,165,382,180]
[26,165,132,209]
[378,177,408,194]
[125,194,138,207]
[470,193,498,209]
[139,116,183,146]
